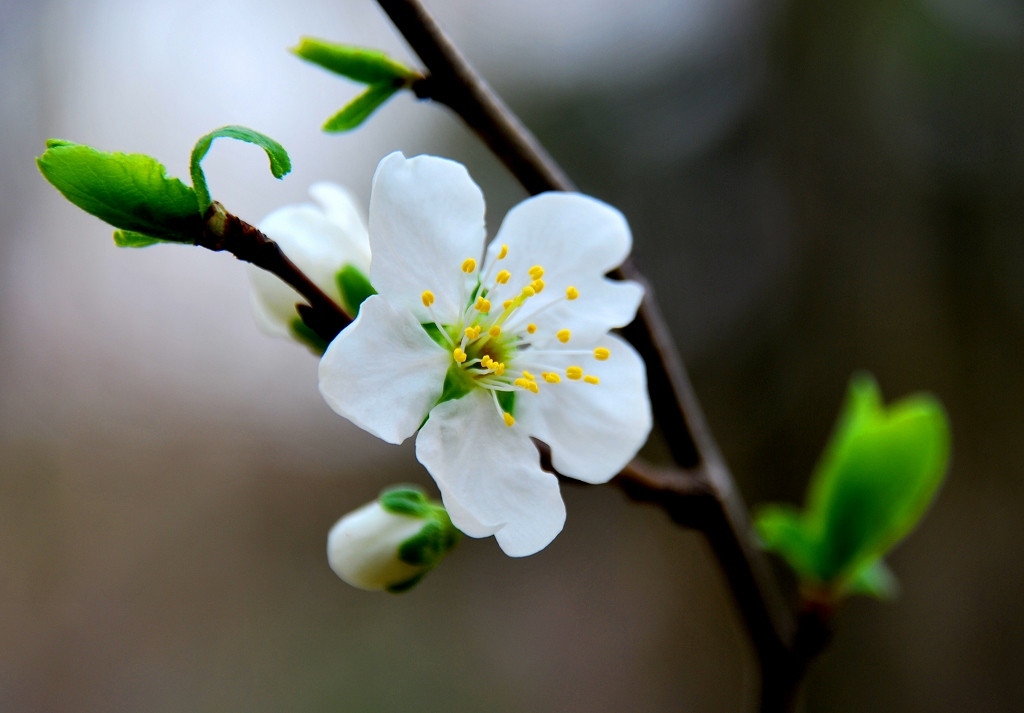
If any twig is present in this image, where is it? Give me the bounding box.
[199,202,352,342]
[374,0,826,708]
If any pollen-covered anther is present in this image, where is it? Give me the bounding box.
[556,329,571,343]
[482,355,493,368]
[462,258,477,273]
[531,279,545,293]
[474,297,491,313]
[523,371,536,381]
[566,366,583,380]
[542,372,561,383]
[527,324,537,334]
[594,347,611,361]
[465,326,481,340]
[496,270,511,285]
[489,325,501,337]
[493,363,506,376]
[584,375,600,385]
[421,290,435,307]
[503,412,515,427]
[453,348,467,363]
[521,286,536,298]
[566,286,579,300]
[528,265,544,280]
[503,299,513,310]
[497,244,509,260]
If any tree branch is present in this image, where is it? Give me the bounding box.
[374,0,827,707]
[198,202,351,342]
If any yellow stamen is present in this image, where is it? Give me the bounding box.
[496,270,511,285]
[527,324,537,334]
[489,325,501,337]
[494,363,505,376]
[462,258,477,273]
[514,378,530,389]
[566,366,583,380]
[528,265,544,279]
[566,286,579,300]
[474,297,491,313]
[465,327,477,340]
[521,286,536,298]
[421,290,435,307]
[584,375,600,385]
[528,381,539,393]
[594,347,611,361]
[523,371,535,381]
[482,355,493,368]
[503,300,513,310]
[453,348,467,363]
[542,372,561,383]
[531,279,545,293]
[497,244,509,260]
[503,412,515,427]
[556,329,571,343]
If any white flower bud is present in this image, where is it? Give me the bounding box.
[327,487,460,593]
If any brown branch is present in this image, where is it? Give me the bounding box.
[374,0,826,708]
[198,202,352,342]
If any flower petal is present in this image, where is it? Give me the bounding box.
[482,192,643,343]
[369,152,486,323]
[250,186,370,335]
[416,389,566,556]
[319,295,450,444]
[517,334,651,484]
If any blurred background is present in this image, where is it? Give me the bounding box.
[1,0,1022,710]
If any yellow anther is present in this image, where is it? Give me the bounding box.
[497,244,508,260]
[523,371,535,381]
[462,258,477,273]
[494,363,505,376]
[566,286,579,300]
[503,299,513,310]
[514,378,530,389]
[496,270,511,285]
[584,375,600,385]
[594,347,611,361]
[453,348,467,363]
[566,366,583,380]
[556,329,571,343]
[474,297,491,313]
[489,325,501,337]
[528,265,544,279]
[527,324,537,334]
[421,290,435,307]
[531,279,545,293]
[482,355,493,368]
[542,372,561,383]
[465,327,476,339]
[528,381,539,394]
[521,286,536,298]
[503,412,515,427]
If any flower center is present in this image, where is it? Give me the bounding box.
[420,245,612,427]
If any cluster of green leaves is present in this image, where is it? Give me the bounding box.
[292,37,420,132]
[379,485,462,593]
[755,374,950,601]
[36,126,291,248]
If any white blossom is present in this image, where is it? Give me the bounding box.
[249,182,371,344]
[319,153,652,556]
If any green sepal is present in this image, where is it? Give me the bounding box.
[189,125,291,214]
[379,485,434,518]
[421,322,452,349]
[37,140,203,241]
[754,373,951,599]
[113,230,172,248]
[385,573,426,594]
[335,264,376,316]
[378,484,462,594]
[323,83,400,133]
[496,390,515,417]
[292,38,417,84]
[436,363,475,406]
[288,317,330,355]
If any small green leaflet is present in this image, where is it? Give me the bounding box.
[292,38,417,84]
[113,230,172,248]
[292,38,419,133]
[190,126,292,214]
[755,373,950,600]
[37,140,203,243]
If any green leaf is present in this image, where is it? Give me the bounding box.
[292,38,417,84]
[754,373,951,599]
[322,83,400,133]
[190,125,291,214]
[112,230,172,248]
[37,140,203,241]
[336,264,376,316]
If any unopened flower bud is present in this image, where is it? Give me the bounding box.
[327,486,460,593]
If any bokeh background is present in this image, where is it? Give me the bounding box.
[1,0,1023,710]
